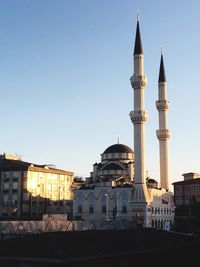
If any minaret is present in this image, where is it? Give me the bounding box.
[156,53,170,190]
[130,18,149,202]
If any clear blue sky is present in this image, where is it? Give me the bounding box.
[1,0,200,189]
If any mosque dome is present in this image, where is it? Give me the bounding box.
[103,144,134,154]
[146,178,158,189]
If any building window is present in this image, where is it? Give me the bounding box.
[3,195,8,205]
[12,195,18,205]
[13,182,18,190]
[12,208,17,216]
[23,193,29,201]
[3,182,9,190]
[2,207,8,215]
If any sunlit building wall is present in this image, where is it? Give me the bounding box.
[0,154,74,220]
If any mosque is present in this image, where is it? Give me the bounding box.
[73,18,175,229]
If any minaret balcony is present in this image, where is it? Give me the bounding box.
[156,100,169,111]
[130,74,147,89]
[130,110,147,124]
[156,129,170,140]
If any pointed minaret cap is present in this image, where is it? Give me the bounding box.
[134,20,143,55]
[158,52,166,83]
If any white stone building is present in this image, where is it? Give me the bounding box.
[73,18,175,230]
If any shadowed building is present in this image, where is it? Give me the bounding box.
[173,173,200,206]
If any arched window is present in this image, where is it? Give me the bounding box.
[89,206,94,214]
[121,192,128,202]
[88,193,95,214]
[88,193,95,204]
[122,205,127,213]
[99,191,108,203]
[76,194,83,203]
[102,206,106,214]
[78,205,82,214]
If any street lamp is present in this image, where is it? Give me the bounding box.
[105,193,109,221]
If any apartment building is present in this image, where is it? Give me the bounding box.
[173,173,200,206]
[0,153,74,220]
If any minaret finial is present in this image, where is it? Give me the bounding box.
[137,10,139,21]
[134,14,143,55]
[161,47,163,55]
[117,136,120,144]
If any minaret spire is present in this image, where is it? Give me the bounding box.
[130,17,149,210]
[158,52,166,82]
[156,53,170,190]
[134,20,143,55]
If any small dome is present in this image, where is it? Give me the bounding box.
[103,144,134,154]
[147,178,158,184]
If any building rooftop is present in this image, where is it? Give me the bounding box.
[173,177,200,185]
[0,158,73,174]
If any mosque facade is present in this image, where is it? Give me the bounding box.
[73,18,175,230]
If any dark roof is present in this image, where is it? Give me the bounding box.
[158,54,166,82]
[173,178,200,185]
[0,159,73,174]
[0,159,37,171]
[103,144,134,154]
[103,163,124,171]
[134,21,143,55]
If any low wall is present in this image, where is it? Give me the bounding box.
[0,219,136,237]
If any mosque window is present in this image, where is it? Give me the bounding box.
[102,206,106,214]
[121,192,128,203]
[101,192,107,203]
[88,193,95,204]
[78,205,82,214]
[77,194,83,203]
[89,206,94,214]
[122,206,127,213]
